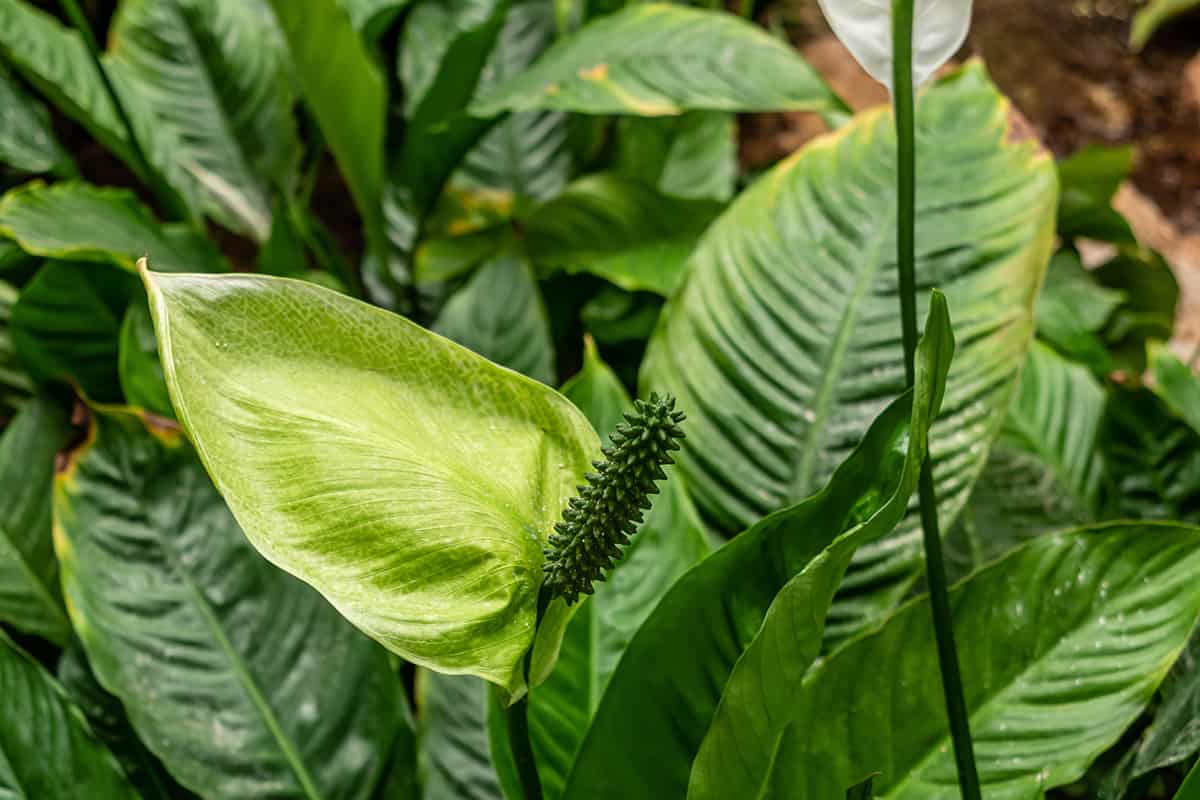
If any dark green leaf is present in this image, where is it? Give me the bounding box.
[1056,145,1136,245]
[432,253,556,384]
[417,671,504,800]
[471,4,839,116]
[56,407,409,799]
[0,279,33,413]
[640,63,1058,640]
[847,774,878,800]
[563,294,952,800]
[11,261,139,401]
[616,111,737,202]
[1131,0,1200,49]
[762,522,1200,798]
[0,62,73,176]
[118,300,173,417]
[0,630,136,798]
[1094,248,1178,375]
[0,393,70,643]
[1151,346,1200,436]
[1036,249,1126,372]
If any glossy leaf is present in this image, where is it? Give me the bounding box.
[432,253,556,385]
[0,394,70,643]
[11,261,139,401]
[0,181,226,274]
[108,0,300,240]
[641,63,1057,637]
[143,269,600,696]
[815,0,973,89]
[526,173,721,296]
[563,293,952,800]
[268,0,387,254]
[0,630,136,798]
[417,671,504,800]
[527,340,710,797]
[1151,346,1200,437]
[0,62,73,175]
[762,522,1200,798]
[1131,0,1200,49]
[455,0,570,204]
[471,4,840,116]
[1056,145,1136,245]
[56,406,407,799]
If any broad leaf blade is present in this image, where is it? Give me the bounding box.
[0,394,71,643]
[0,630,136,798]
[0,62,73,176]
[432,253,556,385]
[108,0,300,240]
[143,269,600,696]
[418,671,505,800]
[641,62,1057,638]
[56,407,407,799]
[765,522,1200,798]
[0,181,226,273]
[562,293,953,800]
[471,4,839,116]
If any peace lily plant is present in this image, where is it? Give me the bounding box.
[4,0,1200,797]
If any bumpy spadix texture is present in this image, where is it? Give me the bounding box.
[543,393,686,603]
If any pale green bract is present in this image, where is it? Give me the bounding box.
[815,0,972,89]
[142,266,601,699]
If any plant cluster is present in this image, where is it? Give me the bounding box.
[0,0,1198,799]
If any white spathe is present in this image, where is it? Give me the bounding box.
[815,0,972,90]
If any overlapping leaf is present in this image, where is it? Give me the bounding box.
[641,63,1057,637]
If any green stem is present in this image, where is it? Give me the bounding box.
[890,3,981,799]
[57,0,189,222]
[505,694,543,800]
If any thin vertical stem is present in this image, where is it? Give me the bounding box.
[57,0,188,222]
[890,2,981,799]
[505,694,543,800]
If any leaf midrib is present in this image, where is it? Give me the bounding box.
[152,494,322,800]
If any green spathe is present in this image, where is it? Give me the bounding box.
[142,264,601,699]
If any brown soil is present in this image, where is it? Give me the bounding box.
[743,0,1200,234]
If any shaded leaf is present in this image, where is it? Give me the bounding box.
[1131,0,1200,49]
[525,172,720,296]
[1151,346,1200,437]
[118,300,173,418]
[0,279,33,414]
[0,394,70,643]
[1094,248,1178,375]
[108,0,300,240]
[471,4,840,116]
[1127,628,1200,786]
[1035,249,1126,373]
[432,253,556,385]
[1056,145,1136,245]
[144,270,599,696]
[417,671,504,800]
[762,522,1200,799]
[640,63,1057,638]
[11,261,139,401]
[0,630,136,798]
[56,406,408,799]
[0,62,73,176]
[616,111,737,203]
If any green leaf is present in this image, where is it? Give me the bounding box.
[0,181,227,274]
[0,394,70,643]
[417,671,504,800]
[1035,249,1126,372]
[1177,757,1200,800]
[761,522,1200,798]
[267,0,386,254]
[1131,0,1200,48]
[55,406,408,799]
[944,341,1104,586]
[470,4,838,116]
[341,0,410,37]
[1125,629,1200,787]
[432,253,557,385]
[1151,346,1200,437]
[415,224,511,286]
[0,630,136,798]
[847,775,878,800]
[563,292,953,800]
[1094,248,1178,375]
[580,287,661,344]
[0,279,33,413]
[107,0,300,240]
[616,111,737,202]
[11,261,139,401]
[640,62,1058,638]
[119,300,173,417]
[526,340,710,797]
[0,62,73,176]
[455,0,570,204]
[143,270,600,697]
[1102,387,1200,524]
[1056,145,1136,245]
[525,172,720,296]
[57,642,194,800]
